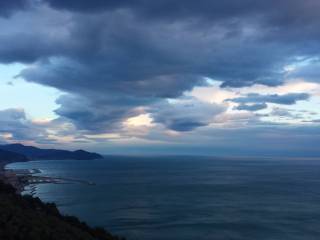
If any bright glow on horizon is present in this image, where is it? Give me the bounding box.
[124,114,154,127]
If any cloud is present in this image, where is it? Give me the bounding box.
[151,98,226,131]
[309,119,320,123]
[118,120,320,157]
[0,1,29,17]
[3,1,320,83]
[229,93,310,105]
[54,94,142,133]
[1,0,320,134]
[44,0,320,28]
[0,108,98,146]
[290,60,320,83]
[236,103,267,111]
[270,108,294,117]
[0,108,45,141]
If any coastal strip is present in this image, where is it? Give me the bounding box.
[0,164,124,240]
[0,160,95,195]
[0,160,24,193]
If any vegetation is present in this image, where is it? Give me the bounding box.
[0,143,103,160]
[0,181,125,240]
[0,149,29,163]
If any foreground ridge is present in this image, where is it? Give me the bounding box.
[0,180,125,240]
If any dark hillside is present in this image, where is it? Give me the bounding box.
[0,149,29,163]
[0,181,124,240]
[0,144,103,160]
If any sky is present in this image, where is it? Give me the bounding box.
[0,0,320,157]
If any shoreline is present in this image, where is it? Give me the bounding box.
[0,160,123,240]
[0,160,25,193]
[0,160,95,195]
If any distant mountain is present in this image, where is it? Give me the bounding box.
[0,144,103,160]
[0,149,29,163]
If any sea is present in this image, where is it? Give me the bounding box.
[5,156,320,240]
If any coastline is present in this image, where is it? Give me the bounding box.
[0,160,124,240]
[0,160,95,195]
[0,160,25,193]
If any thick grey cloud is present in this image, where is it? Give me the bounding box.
[236,103,267,111]
[0,108,47,141]
[54,94,143,132]
[151,98,226,131]
[270,108,294,117]
[229,93,310,105]
[0,108,90,145]
[44,0,320,27]
[0,1,29,17]
[3,0,319,81]
[309,119,320,123]
[1,1,320,133]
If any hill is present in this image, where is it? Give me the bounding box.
[0,180,124,240]
[0,144,103,160]
[0,149,29,163]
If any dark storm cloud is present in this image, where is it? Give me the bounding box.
[0,1,29,17]
[229,93,310,105]
[44,0,131,12]
[0,33,63,63]
[151,99,226,132]
[8,0,320,86]
[1,0,320,132]
[54,94,142,132]
[236,103,267,111]
[44,0,320,27]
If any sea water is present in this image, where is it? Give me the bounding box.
[6,156,320,240]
